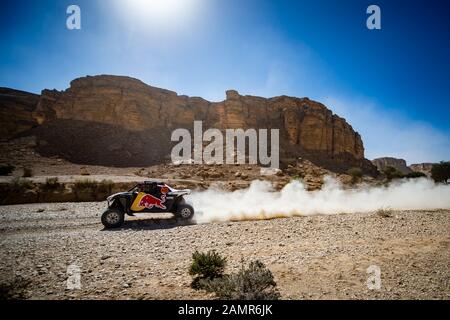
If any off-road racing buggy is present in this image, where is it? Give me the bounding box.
[101,181,194,229]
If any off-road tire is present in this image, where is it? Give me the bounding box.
[176,204,194,221]
[101,209,125,229]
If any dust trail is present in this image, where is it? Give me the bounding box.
[187,177,450,224]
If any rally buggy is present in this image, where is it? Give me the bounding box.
[101,181,194,229]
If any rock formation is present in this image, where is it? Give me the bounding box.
[1,75,378,174]
[410,163,434,177]
[0,88,40,140]
[372,157,412,175]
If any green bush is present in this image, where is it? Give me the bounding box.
[347,167,363,184]
[73,179,95,191]
[189,250,227,289]
[382,166,404,181]
[202,260,280,300]
[22,167,33,178]
[404,171,426,179]
[431,162,450,184]
[96,179,114,194]
[42,177,61,191]
[0,165,14,176]
[9,177,34,193]
[73,179,113,194]
[290,175,300,182]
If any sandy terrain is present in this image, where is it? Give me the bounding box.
[0,202,449,300]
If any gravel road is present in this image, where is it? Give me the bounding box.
[0,202,449,300]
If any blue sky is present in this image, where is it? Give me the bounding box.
[1,0,449,164]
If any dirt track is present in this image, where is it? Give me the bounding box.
[0,202,449,300]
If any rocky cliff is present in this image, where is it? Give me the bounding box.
[410,163,434,177]
[0,88,40,140]
[2,75,377,174]
[372,157,413,175]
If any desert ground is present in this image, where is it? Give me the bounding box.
[0,202,449,300]
[1,137,449,300]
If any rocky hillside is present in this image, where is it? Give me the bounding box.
[1,75,377,174]
[410,163,434,177]
[372,157,437,177]
[372,157,413,175]
[0,88,39,139]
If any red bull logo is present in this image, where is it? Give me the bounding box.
[139,194,166,210]
[137,186,169,210]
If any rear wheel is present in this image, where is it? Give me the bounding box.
[176,204,194,221]
[101,209,125,229]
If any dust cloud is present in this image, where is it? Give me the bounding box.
[188,177,450,223]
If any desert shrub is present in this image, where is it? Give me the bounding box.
[376,208,392,218]
[73,179,113,194]
[347,167,363,184]
[382,166,404,181]
[405,171,426,179]
[9,177,34,193]
[42,177,60,191]
[0,165,14,176]
[96,179,114,194]
[431,162,450,184]
[22,167,33,178]
[134,168,148,177]
[202,260,280,300]
[290,174,304,182]
[189,250,227,289]
[73,179,95,191]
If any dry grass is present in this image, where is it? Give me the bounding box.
[376,208,393,218]
[42,177,61,191]
[72,179,114,194]
[9,177,34,192]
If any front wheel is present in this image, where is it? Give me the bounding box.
[176,204,194,221]
[101,209,125,229]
